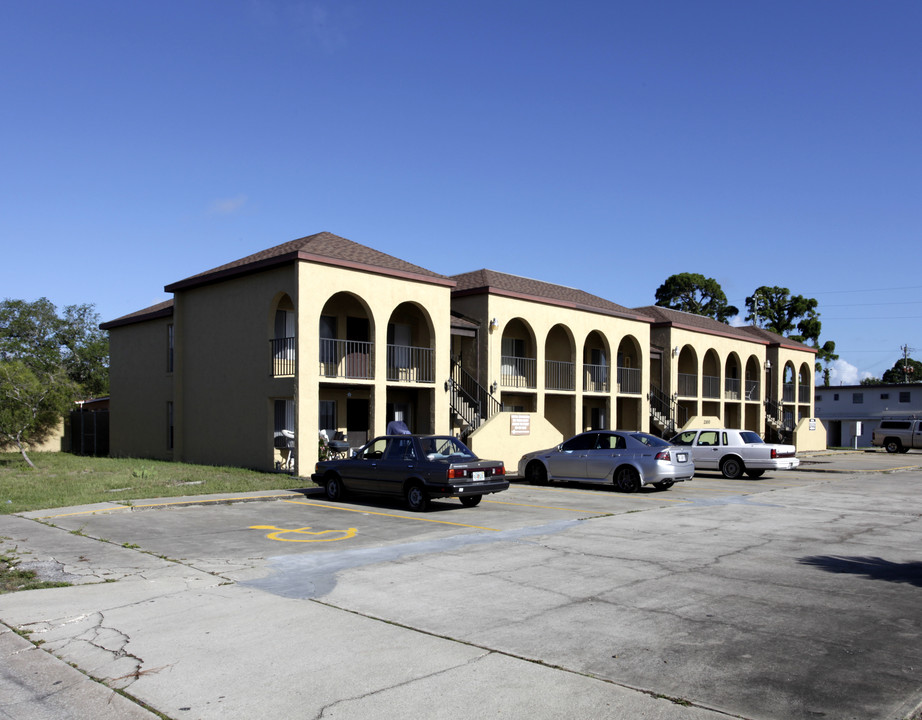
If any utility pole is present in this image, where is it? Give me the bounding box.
[901,344,915,384]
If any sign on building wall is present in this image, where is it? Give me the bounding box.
[510,413,531,436]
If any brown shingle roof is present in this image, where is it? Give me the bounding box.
[100,299,174,330]
[451,269,649,322]
[164,231,453,292]
[634,305,815,352]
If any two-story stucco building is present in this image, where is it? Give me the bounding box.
[102,231,822,473]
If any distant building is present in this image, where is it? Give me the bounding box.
[814,384,921,447]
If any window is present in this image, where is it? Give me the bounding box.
[852,393,863,404]
[881,393,889,400]
[561,434,597,452]
[167,324,174,373]
[697,431,719,447]
[274,399,295,448]
[815,395,822,403]
[833,394,839,401]
[900,391,911,403]
[319,400,335,434]
[167,401,174,450]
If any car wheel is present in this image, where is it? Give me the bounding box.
[746,469,765,479]
[405,483,430,512]
[459,494,482,507]
[885,439,901,454]
[614,466,641,493]
[721,457,744,479]
[324,474,344,501]
[653,480,674,490]
[526,461,548,485]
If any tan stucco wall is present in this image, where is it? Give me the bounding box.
[0,419,66,453]
[465,411,563,473]
[108,315,174,460]
[174,265,296,469]
[452,293,652,431]
[297,262,452,471]
[793,417,827,451]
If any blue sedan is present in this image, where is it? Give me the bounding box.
[312,435,508,511]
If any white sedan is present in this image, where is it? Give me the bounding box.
[669,428,799,479]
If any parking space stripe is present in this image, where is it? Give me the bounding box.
[282,499,502,531]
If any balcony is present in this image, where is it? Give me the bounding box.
[617,366,641,394]
[745,380,759,401]
[270,337,295,378]
[501,355,536,389]
[545,360,575,391]
[584,363,610,393]
[386,344,434,383]
[320,338,373,379]
[798,383,811,403]
[783,383,796,403]
[702,375,720,399]
[678,373,697,397]
[725,377,741,401]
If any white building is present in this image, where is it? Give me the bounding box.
[814,384,922,447]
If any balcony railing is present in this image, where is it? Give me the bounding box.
[320,338,373,379]
[584,363,610,393]
[745,380,759,401]
[725,377,741,400]
[386,344,434,383]
[702,374,720,399]
[270,337,295,377]
[677,373,697,397]
[545,360,574,391]
[783,383,796,403]
[501,356,536,389]
[617,366,641,394]
[798,383,811,403]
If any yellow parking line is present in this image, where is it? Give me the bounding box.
[282,499,501,531]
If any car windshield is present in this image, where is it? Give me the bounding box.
[422,436,477,460]
[739,431,764,444]
[630,433,670,448]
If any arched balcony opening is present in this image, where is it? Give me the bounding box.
[319,292,374,380]
[545,324,575,391]
[797,363,812,404]
[583,331,611,393]
[744,356,762,402]
[677,346,698,397]
[702,350,721,400]
[386,302,435,384]
[783,363,796,403]
[270,293,296,378]
[616,336,643,395]
[724,353,742,401]
[500,319,536,389]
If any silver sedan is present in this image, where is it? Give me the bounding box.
[517,431,695,492]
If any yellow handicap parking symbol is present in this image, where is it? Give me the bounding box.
[249,525,358,542]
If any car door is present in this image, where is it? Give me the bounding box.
[548,433,597,480]
[584,432,627,481]
[372,436,418,495]
[347,437,390,492]
[691,430,721,469]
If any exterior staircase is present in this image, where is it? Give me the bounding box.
[447,361,501,439]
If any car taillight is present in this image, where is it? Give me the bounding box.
[655,450,671,462]
[448,468,460,479]
[771,448,777,459]
[496,465,505,475]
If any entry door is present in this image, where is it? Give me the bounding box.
[347,399,370,448]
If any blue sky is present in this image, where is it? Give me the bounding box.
[2,1,920,384]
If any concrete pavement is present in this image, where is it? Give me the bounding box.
[2,450,922,719]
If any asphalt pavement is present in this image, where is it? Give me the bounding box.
[2,449,922,720]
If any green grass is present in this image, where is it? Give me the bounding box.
[0,452,313,514]
[0,553,70,593]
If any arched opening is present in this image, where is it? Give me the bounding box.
[583,330,611,393]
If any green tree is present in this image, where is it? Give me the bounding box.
[881,357,922,384]
[0,298,108,466]
[0,361,76,468]
[654,273,739,324]
[744,286,838,371]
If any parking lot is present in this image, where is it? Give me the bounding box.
[3,451,922,719]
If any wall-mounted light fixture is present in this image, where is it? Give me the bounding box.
[764,360,772,371]
[672,346,679,358]
[489,318,499,333]
[490,381,498,394]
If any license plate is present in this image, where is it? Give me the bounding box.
[472,471,485,481]
[677,453,687,463]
